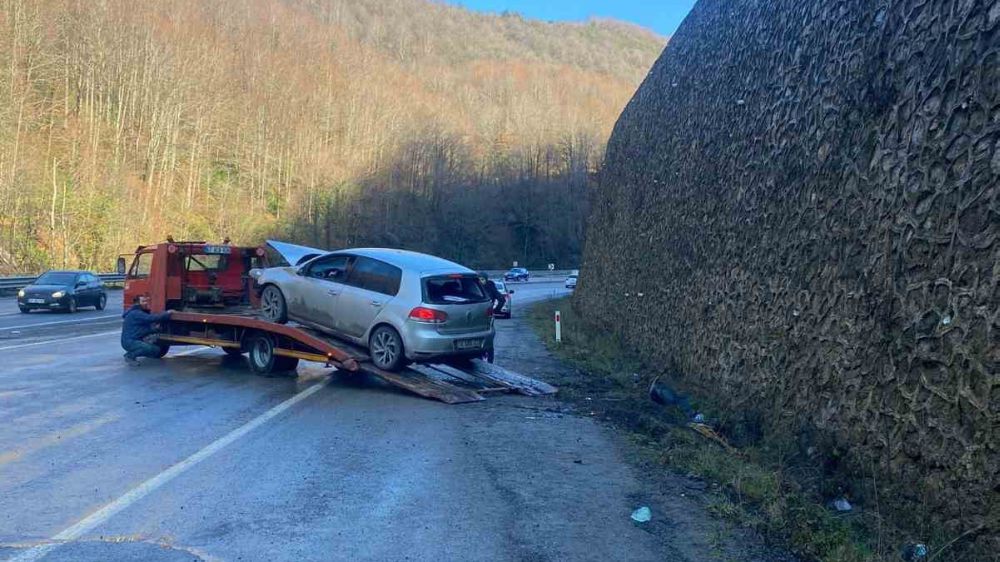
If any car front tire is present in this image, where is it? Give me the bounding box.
[19,306,29,314]
[369,325,405,371]
[260,285,288,324]
[95,294,107,311]
[67,297,77,313]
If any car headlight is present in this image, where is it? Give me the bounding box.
[52,291,66,299]
[17,289,25,298]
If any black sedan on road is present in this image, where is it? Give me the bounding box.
[17,270,107,313]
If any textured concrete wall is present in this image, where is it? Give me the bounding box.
[579,0,999,547]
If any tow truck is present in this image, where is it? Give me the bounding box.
[119,239,556,404]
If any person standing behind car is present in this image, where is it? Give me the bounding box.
[121,295,173,366]
[479,272,506,315]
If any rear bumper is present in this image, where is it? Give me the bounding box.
[402,325,495,361]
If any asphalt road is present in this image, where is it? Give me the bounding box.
[1,281,675,562]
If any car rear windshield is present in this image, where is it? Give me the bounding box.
[423,275,488,305]
[35,272,77,285]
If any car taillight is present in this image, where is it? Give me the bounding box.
[409,306,448,323]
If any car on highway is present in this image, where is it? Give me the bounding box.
[565,273,578,289]
[493,279,513,318]
[17,270,107,313]
[504,267,529,282]
[251,248,495,371]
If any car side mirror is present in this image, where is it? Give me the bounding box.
[76,281,87,288]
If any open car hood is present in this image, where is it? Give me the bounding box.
[265,240,327,267]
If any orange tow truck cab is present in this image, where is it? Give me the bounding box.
[121,240,268,312]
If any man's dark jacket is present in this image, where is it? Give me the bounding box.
[121,305,170,346]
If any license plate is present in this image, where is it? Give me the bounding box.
[456,338,482,350]
[203,244,232,255]
[28,298,45,304]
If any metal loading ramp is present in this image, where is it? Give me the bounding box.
[359,360,558,404]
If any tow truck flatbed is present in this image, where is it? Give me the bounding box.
[123,240,556,404]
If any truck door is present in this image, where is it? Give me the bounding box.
[124,251,155,307]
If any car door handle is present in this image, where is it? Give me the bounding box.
[327,290,340,296]
[370,300,383,307]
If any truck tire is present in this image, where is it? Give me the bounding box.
[247,333,277,374]
[246,333,298,375]
[260,285,288,324]
[369,325,405,371]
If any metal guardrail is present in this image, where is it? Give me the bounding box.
[0,273,125,292]
[0,268,570,292]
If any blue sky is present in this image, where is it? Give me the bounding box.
[447,0,696,36]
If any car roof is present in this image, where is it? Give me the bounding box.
[323,248,474,274]
[42,270,88,275]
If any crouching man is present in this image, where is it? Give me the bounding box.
[121,295,173,366]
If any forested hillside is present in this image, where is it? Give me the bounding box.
[0,0,663,273]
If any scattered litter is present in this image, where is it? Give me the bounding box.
[941,315,952,326]
[649,377,693,415]
[736,99,746,105]
[829,498,853,512]
[689,422,738,454]
[901,543,928,561]
[585,397,593,401]
[630,506,652,523]
[692,412,705,423]
[573,459,583,464]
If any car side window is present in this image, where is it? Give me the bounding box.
[305,255,352,282]
[346,257,402,296]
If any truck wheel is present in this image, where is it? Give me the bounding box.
[247,333,277,374]
[260,285,288,324]
[369,325,404,371]
[95,294,106,311]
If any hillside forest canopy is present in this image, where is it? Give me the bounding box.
[0,0,664,274]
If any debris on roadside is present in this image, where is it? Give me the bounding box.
[630,506,652,523]
[688,422,738,454]
[648,376,692,416]
[901,543,928,560]
[829,498,853,512]
[692,412,705,423]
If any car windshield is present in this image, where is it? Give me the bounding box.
[35,272,77,285]
[423,275,489,304]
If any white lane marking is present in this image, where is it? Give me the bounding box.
[1,315,120,332]
[0,330,121,351]
[10,379,329,562]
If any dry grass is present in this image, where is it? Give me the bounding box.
[527,297,913,562]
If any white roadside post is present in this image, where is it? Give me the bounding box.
[554,310,562,343]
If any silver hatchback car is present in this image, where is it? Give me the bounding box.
[251,248,495,371]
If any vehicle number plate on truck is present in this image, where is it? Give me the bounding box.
[203,244,232,255]
[456,338,482,350]
[28,298,45,304]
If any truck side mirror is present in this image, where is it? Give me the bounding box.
[116,257,126,275]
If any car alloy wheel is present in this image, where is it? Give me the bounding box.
[260,286,287,323]
[370,326,403,371]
